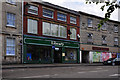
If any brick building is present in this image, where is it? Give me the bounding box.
[1,0,22,64]
[23,1,80,64]
[79,11,120,63]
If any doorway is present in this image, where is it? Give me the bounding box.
[54,47,62,63]
[82,51,89,63]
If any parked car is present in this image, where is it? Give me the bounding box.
[103,58,120,66]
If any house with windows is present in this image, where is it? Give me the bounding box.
[23,1,80,64]
[79,11,120,63]
[1,0,22,64]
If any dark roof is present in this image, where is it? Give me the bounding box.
[33,1,120,24]
[33,1,80,16]
[79,11,120,24]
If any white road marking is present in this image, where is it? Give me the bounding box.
[109,74,120,77]
[89,70,108,73]
[20,75,50,78]
[101,70,108,72]
[53,74,58,76]
[78,72,86,73]
[96,68,102,69]
[89,71,98,72]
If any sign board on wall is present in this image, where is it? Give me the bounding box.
[92,47,109,51]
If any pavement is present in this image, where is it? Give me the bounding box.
[2,63,103,69]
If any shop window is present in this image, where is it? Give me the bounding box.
[114,37,118,46]
[87,18,92,27]
[27,19,38,34]
[43,8,53,18]
[114,25,118,33]
[26,45,51,61]
[42,22,67,38]
[6,13,15,27]
[28,5,38,15]
[57,12,66,22]
[70,16,76,24]
[70,27,76,40]
[6,0,16,5]
[65,48,77,61]
[6,38,15,56]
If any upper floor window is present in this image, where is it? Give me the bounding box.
[6,0,16,5]
[87,18,92,27]
[27,19,38,34]
[102,23,107,30]
[102,35,107,45]
[6,38,15,56]
[43,8,53,18]
[57,12,66,22]
[28,5,38,15]
[114,25,118,32]
[70,27,76,40]
[42,22,67,38]
[6,13,15,27]
[114,37,118,46]
[87,33,93,43]
[70,16,76,24]
[59,25,67,38]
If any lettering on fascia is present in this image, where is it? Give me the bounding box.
[51,41,64,46]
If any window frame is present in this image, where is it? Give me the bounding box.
[28,5,38,15]
[102,35,107,44]
[102,23,107,30]
[87,18,92,27]
[70,16,76,24]
[27,18,38,34]
[42,21,67,38]
[114,37,118,46]
[87,33,93,43]
[57,12,67,22]
[6,12,16,27]
[70,27,77,40]
[43,8,54,19]
[6,38,16,56]
[114,25,118,33]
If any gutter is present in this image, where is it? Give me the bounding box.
[22,0,24,63]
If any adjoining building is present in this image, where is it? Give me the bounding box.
[79,11,120,63]
[1,0,22,64]
[23,1,80,64]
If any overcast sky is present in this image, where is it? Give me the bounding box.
[42,0,118,21]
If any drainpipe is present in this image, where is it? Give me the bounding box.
[79,14,82,63]
[22,0,24,63]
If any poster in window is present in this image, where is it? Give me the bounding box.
[102,52,111,61]
[27,53,32,60]
[93,52,101,62]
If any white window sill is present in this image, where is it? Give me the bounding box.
[6,25,15,28]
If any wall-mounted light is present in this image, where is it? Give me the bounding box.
[77,34,80,39]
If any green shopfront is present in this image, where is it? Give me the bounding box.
[23,35,80,64]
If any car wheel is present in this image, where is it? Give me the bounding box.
[112,62,115,66]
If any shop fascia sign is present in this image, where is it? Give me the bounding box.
[51,41,64,46]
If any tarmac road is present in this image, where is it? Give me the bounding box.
[2,65,120,79]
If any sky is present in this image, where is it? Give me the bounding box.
[42,0,119,21]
